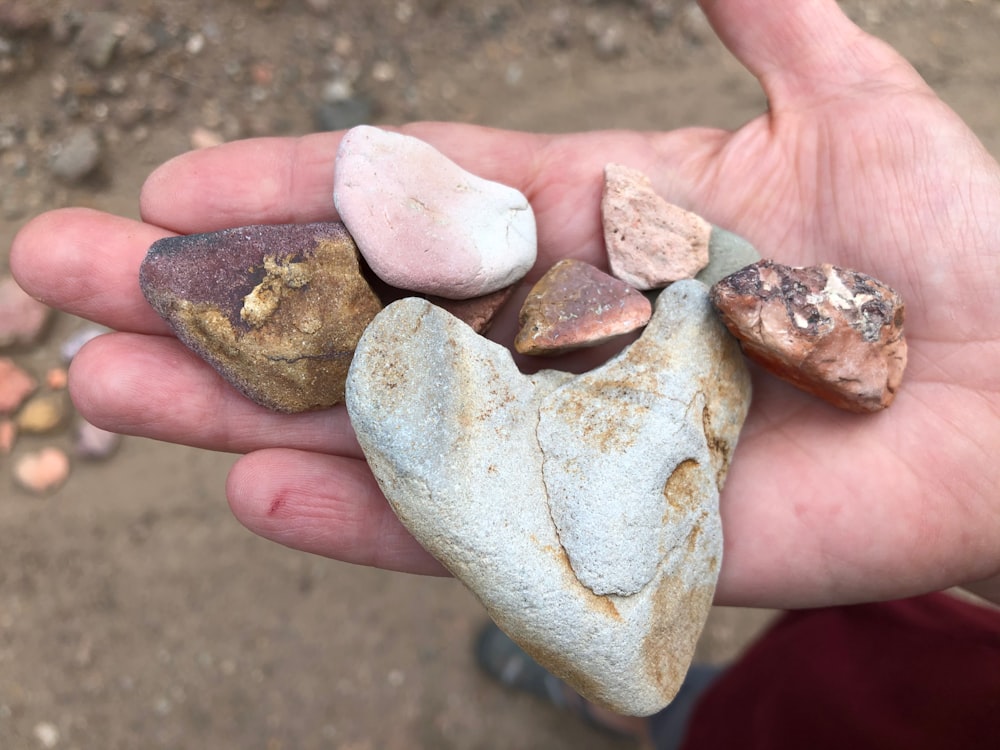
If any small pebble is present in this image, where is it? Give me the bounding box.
[49,126,102,183]
[15,391,70,433]
[515,259,652,355]
[75,419,122,460]
[0,418,15,454]
[75,11,125,69]
[14,447,70,495]
[0,357,37,413]
[602,163,710,290]
[426,286,516,335]
[695,226,762,287]
[313,97,372,132]
[0,275,53,348]
[60,325,109,362]
[45,367,68,390]
[189,126,224,149]
[711,260,908,412]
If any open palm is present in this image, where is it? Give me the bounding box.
[12,0,1000,607]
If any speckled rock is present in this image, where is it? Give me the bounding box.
[711,260,907,412]
[515,259,651,355]
[602,163,710,290]
[346,281,751,716]
[140,223,382,412]
[334,125,537,299]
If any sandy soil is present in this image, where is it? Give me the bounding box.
[2,1,998,748]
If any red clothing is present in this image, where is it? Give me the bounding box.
[681,593,1000,750]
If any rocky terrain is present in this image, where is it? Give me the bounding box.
[1,1,998,748]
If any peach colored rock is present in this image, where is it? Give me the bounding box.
[602,163,711,290]
[14,447,71,495]
[0,275,53,349]
[15,391,70,433]
[711,260,907,412]
[334,125,537,300]
[46,367,69,390]
[140,223,382,413]
[515,259,652,355]
[0,357,37,414]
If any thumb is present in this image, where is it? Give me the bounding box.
[698,0,923,108]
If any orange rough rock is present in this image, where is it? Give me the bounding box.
[710,260,907,412]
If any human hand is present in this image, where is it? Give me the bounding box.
[12,0,1000,607]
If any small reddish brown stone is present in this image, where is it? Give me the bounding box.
[427,285,515,334]
[711,260,907,412]
[515,259,652,355]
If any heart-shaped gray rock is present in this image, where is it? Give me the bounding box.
[346,280,751,716]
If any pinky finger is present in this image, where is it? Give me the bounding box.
[226,448,447,577]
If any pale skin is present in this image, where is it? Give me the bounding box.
[11,0,1000,615]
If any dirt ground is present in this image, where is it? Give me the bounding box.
[1,1,998,748]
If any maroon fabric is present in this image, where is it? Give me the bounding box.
[680,593,1000,750]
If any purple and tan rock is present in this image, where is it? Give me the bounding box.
[140,223,382,413]
[515,259,652,355]
[602,163,710,290]
[711,260,907,413]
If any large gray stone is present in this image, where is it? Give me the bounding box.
[346,281,751,716]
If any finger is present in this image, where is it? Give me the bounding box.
[138,125,690,273]
[227,448,446,576]
[70,332,364,457]
[699,0,922,106]
[11,208,172,334]
[139,125,550,235]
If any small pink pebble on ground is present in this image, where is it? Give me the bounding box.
[515,259,652,355]
[14,447,71,495]
[75,419,122,460]
[0,275,53,348]
[0,357,37,413]
[602,163,711,290]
